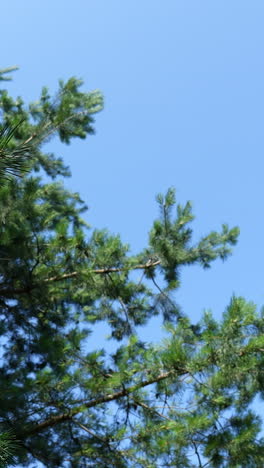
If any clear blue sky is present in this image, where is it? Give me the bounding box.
[1,0,264,326]
[1,1,264,466]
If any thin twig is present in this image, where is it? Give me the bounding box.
[192,440,203,468]
[72,419,106,443]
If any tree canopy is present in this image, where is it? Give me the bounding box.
[0,68,264,468]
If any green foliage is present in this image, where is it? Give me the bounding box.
[0,67,263,467]
[0,121,33,180]
[0,431,19,467]
[0,67,19,82]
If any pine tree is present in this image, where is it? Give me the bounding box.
[0,68,264,468]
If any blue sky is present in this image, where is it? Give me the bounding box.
[1,0,264,326]
[1,1,264,466]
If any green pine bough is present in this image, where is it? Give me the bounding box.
[0,67,263,468]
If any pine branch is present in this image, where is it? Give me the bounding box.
[0,259,161,297]
[21,369,182,437]
[0,66,19,81]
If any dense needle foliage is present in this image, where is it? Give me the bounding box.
[0,68,264,467]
